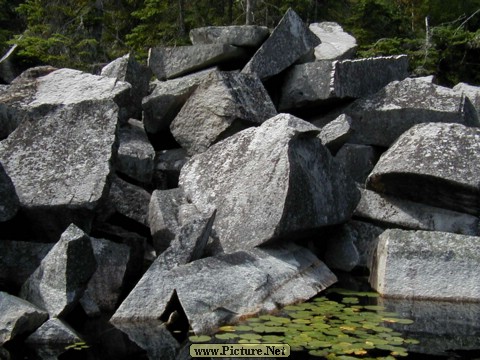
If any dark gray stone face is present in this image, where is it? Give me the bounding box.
[170,70,277,155]
[179,113,360,254]
[25,318,82,345]
[366,122,480,216]
[148,44,248,80]
[318,114,352,154]
[0,162,19,222]
[189,25,270,47]
[346,77,479,146]
[111,243,336,335]
[0,292,48,345]
[20,224,97,318]
[241,8,320,81]
[0,100,119,239]
[334,144,379,185]
[370,229,480,301]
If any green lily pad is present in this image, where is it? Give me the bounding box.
[189,335,212,343]
[342,297,360,304]
[239,333,262,340]
[233,325,253,332]
[363,305,386,311]
[215,333,239,340]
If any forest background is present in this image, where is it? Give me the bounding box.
[2,0,480,86]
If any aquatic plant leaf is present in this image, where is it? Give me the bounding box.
[238,333,262,340]
[189,335,212,343]
[215,333,239,340]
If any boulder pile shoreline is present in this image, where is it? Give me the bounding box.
[1,8,480,359]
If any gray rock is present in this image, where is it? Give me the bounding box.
[0,241,53,291]
[179,113,360,254]
[189,25,269,47]
[278,55,408,110]
[85,238,131,313]
[20,224,97,317]
[334,144,379,185]
[117,119,155,185]
[101,53,152,119]
[366,122,480,215]
[0,161,19,222]
[111,243,337,334]
[148,44,248,80]
[148,188,183,253]
[0,291,48,345]
[25,318,82,345]
[100,176,151,227]
[153,148,189,189]
[170,70,277,155]
[453,82,480,119]
[79,289,102,317]
[309,22,357,60]
[347,77,479,146]
[241,8,320,81]
[0,43,21,84]
[0,66,57,139]
[355,188,479,235]
[142,68,217,134]
[370,229,480,301]
[324,220,384,272]
[318,114,352,154]
[0,100,119,240]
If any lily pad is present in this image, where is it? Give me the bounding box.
[189,335,212,343]
[215,333,239,340]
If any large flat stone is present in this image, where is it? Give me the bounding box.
[179,113,360,254]
[170,70,277,155]
[111,243,337,334]
[309,22,357,60]
[189,25,269,47]
[454,82,480,119]
[366,122,480,215]
[370,229,480,301]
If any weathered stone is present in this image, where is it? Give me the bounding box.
[189,25,269,47]
[309,22,357,60]
[241,8,320,81]
[0,100,119,240]
[148,188,183,253]
[148,44,248,80]
[318,114,352,154]
[100,176,151,227]
[335,144,379,185]
[324,220,384,272]
[355,188,480,235]
[179,113,360,254]
[370,229,480,301]
[377,297,480,356]
[20,224,97,317]
[142,68,217,134]
[101,53,152,119]
[170,70,277,155]
[0,162,19,222]
[278,55,408,110]
[0,291,48,345]
[346,77,479,146]
[85,238,131,313]
[0,241,53,292]
[366,123,480,215]
[454,82,480,118]
[111,243,337,335]
[25,318,82,345]
[117,119,155,185]
[153,148,189,189]
[79,289,102,317]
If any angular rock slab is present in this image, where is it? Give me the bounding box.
[154,148,189,189]
[278,55,408,110]
[241,8,320,81]
[0,291,48,345]
[179,113,360,253]
[142,68,217,134]
[170,70,277,155]
[148,44,248,80]
[190,25,269,47]
[20,224,97,317]
[318,114,352,154]
[367,123,480,215]
[370,229,480,301]
[111,244,337,334]
[0,161,19,222]
[309,22,357,60]
[355,188,479,236]
[454,82,480,119]
[346,77,479,147]
[117,118,155,185]
[25,318,82,345]
[0,100,119,239]
[334,144,379,185]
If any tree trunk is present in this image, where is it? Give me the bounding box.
[246,0,255,25]
[177,0,186,36]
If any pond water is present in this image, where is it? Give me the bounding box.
[4,278,480,360]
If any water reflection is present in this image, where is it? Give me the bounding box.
[378,297,480,357]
